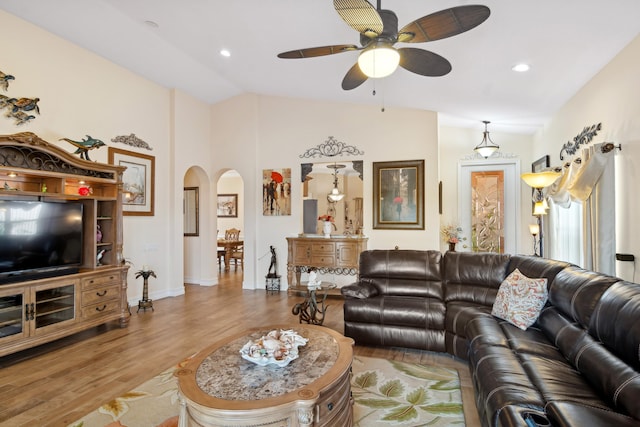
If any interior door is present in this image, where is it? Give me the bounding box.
[458,160,520,254]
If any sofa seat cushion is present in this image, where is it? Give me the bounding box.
[466,315,565,362]
[446,301,493,337]
[546,401,640,427]
[491,268,548,330]
[343,322,445,351]
[519,353,611,410]
[344,296,445,329]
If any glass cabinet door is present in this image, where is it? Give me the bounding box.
[0,290,26,342]
[34,283,76,331]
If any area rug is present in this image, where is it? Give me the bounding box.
[69,355,464,427]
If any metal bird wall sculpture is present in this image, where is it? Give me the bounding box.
[60,135,106,161]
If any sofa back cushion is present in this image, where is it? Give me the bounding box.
[358,250,442,298]
[547,265,618,328]
[443,251,511,305]
[507,255,571,286]
[590,281,640,371]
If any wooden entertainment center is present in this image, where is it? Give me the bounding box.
[0,132,129,357]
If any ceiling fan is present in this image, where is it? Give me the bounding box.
[277,0,490,90]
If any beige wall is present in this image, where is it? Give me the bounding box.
[532,34,640,281]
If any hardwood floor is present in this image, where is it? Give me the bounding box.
[0,270,481,427]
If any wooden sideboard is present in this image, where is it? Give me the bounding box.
[286,236,367,287]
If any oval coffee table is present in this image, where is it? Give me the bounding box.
[175,324,354,427]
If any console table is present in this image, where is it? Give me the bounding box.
[286,236,367,287]
[176,325,354,427]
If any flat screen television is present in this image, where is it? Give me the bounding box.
[0,200,83,284]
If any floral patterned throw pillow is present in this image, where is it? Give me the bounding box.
[491,268,548,330]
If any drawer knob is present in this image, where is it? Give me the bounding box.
[327,402,334,411]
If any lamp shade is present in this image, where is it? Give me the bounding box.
[529,223,540,235]
[357,42,400,78]
[533,201,547,215]
[521,171,561,188]
[328,187,344,202]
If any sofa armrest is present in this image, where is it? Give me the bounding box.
[341,282,379,299]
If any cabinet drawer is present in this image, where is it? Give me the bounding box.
[310,255,336,266]
[81,299,120,319]
[82,284,120,306]
[311,242,335,254]
[82,273,119,290]
[316,371,352,424]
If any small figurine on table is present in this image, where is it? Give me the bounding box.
[267,245,278,278]
[307,268,320,289]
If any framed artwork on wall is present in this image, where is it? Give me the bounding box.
[108,147,155,216]
[217,194,238,218]
[184,187,199,236]
[262,168,291,216]
[372,159,425,230]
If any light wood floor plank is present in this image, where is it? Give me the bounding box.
[0,270,481,427]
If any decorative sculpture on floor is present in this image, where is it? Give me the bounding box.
[267,245,278,278]
[60,135,106,161]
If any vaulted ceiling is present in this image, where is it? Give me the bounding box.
[2,0,640,134]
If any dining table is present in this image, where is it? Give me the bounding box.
[217,239,243,271]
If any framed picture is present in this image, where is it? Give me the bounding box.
[108,147,155,216]
[531,155,550,212]
[217,194,238,218]
[184,187,199,236]
[262,168,291,216]
[373,159,425,230]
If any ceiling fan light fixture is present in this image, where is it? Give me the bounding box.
[474,120,500,158]
[357,41,400,78]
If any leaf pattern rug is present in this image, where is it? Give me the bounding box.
[69,355,464,427]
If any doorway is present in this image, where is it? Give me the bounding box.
[458,160,520,254]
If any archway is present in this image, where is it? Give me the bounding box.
[216,169,245,278]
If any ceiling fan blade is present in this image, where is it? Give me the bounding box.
[277,44,359,59]
[342,63,368,90]
[398,5,490,43]
[334,0,383,36]
[398,48,452,77]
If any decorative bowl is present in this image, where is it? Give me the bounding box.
[240,329,308,367]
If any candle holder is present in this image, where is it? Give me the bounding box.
[135,269,156,312]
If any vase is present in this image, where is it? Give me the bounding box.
[448,242,456,252]
[322,221,332,238]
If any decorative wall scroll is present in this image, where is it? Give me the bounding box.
[559,123,602,160]
[111,133,153,151]
[372,159,425,230]
[299,136,364,159]
[108,147,155,216]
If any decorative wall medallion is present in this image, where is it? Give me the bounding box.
[111,133,153,150]
[559,123,602,160]
[299,136,364,158]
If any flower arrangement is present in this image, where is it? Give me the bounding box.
[318,214,334,222]
[441,224,463,244]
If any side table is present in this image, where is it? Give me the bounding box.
[290,283,336,325]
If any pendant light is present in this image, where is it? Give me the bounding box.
[327,163,345,202]
[474,120,500,158]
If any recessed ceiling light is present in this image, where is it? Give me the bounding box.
[512,63,530,72]
[220,49,231,57]
[144,20,159,28]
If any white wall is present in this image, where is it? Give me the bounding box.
[439,126,534,255]
[532,34,640,281]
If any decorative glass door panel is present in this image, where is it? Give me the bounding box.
[471,171,505,253]
[35,284,75,329]
[0,292,24,340]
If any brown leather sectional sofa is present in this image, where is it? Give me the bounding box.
[341,250,640,427]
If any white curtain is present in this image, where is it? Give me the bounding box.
[547,143,615,274]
